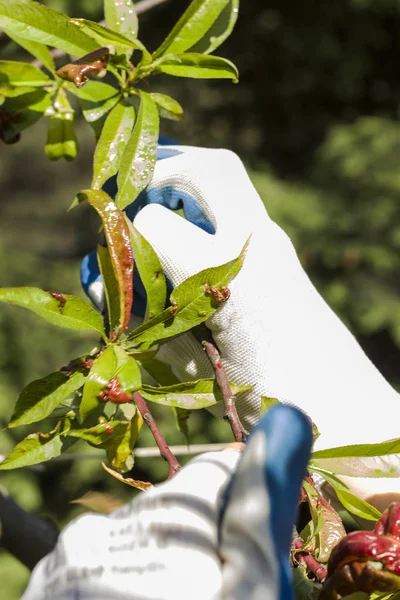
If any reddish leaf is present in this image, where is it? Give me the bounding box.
[77,189,133,338]
[56,48,109,88]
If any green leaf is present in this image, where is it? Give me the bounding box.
[150,92,184,122]
[97,244,120,335]
[310,466,382,521]
[140,379,250,409]
[189,0,239,55]
[311,438,400,478]
[66,80,120,140]
[106,411,142,473]
[127,239,248,348]
[0,0,99,57]
[45,112,79,161]
[70,18,150,61]
[116,90,159,210]
[80,346,118,421]
[0,288,106,337]
[153,0,230,58]
[260,396,280,415]
[126,220,167,320]
[0,89,51,142]
[173,407,190,444]
[0,422,67,470]
[138,359,180,386]
[77,190,133,338]
[9,370,86,428]
[92,101,135,190]
[153,53,238,82]
[80,346,141,421]
[3,31,55,71]
[104,0,138,60]
[67,420,128,446]
[0,60,50,86]
[335,488,382,521]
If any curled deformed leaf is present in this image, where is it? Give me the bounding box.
[116,91,159,210]
[0,287,105,337]
[105,411,143,473]
[56,47,109,88]
[102,461,153,491]
[77,189,133,338]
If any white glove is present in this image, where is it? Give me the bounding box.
[21,406,313,600]
[129,145,400,510]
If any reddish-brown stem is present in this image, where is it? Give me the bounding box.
[132,391,181,479]
[202,340,247,444]
[293,537,328,582]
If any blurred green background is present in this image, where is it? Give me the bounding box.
[2,0,400,596]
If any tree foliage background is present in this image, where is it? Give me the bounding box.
[1,0,400,596]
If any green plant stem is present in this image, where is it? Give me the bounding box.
[293,536,328,582]
[132,391,181,478]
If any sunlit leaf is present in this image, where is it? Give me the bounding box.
[126,220,167,319]
[153,0,230,58]
[153,53,238,81]
[80,346,118,421]
[102,461,153,490]
[9,370,86,428]
[0,0,99,57]
[66,80,120,140]
[92,101,135,190]
[45,112,79,161]
[260,396,280,415]
[127,238,248,348]
[67,420,128,445]
[311,439,400,478]
[0,421,69,470]
[71,491,124,514]
[97,244,120,335]
[77,189,133,337]
[105,0,138,60]
[150,92,184,122]
[116,91,159,210]
[0,288,105,337]
[105,411,143,473]
[190,0,239,54]
[3,31,55,71]
[140,379,251,410]
[69,18,150,61]
[0,60,50,87]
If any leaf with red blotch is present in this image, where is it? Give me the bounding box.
[76,189,133,339]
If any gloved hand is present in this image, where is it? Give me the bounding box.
[81,145,400,510]
[21,405,313,600]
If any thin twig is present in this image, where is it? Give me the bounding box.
[0,490,58,570]
[194,325,247,443]
[133,391,181,479]
[293,537,328,583]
